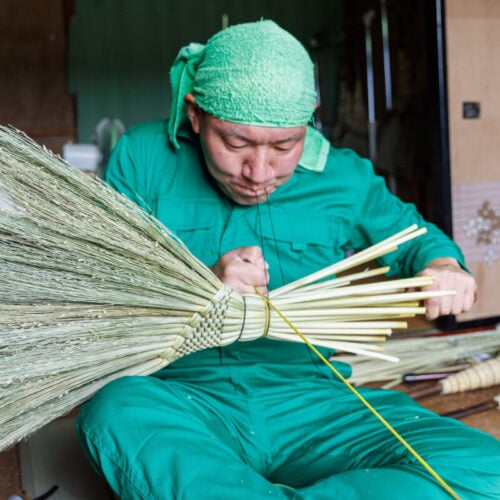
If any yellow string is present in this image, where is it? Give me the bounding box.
[262,297,271,337]
[256,290,461,500]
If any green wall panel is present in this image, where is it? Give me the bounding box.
[68,0,343,142]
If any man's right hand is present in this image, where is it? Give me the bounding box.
[210,246,269,294]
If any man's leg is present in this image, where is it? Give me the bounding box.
[77,371,500,499]
[262,384,500,499]
[76,375,297,500]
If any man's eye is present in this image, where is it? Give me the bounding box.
[225,141,246,150]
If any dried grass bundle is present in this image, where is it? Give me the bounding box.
[335,326,500,388]
[0,126,452,450]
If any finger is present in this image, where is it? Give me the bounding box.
[244,263,268,287]
[254,284,269,295]
[232,282,262,294]
[456,283,476,314]
[425,295,453,320]
[237,246,264,265]
[230,261,269,295]
[450,293,465,316]
[239,248,270,276]
[425,297,441,320]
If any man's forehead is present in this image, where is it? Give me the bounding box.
[211,116,306,142]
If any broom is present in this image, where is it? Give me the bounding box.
[409,354,500,399]
[0,125,452,451]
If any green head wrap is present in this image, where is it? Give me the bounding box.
[168,20,329,171]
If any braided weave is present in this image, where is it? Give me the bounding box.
[172,286,234,360]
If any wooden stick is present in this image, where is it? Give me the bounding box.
[442,397,500,419]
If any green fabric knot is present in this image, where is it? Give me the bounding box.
[168,42,205,149]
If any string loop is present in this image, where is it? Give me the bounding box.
[236,295,247,342]
[261,294,271,337]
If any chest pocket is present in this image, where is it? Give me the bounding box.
[258,210,347,289]
[155,198,223,268]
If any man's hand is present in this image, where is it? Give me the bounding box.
[418,257,477,320]
[210,246,269,294]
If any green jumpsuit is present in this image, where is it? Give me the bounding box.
[76,119,500,499]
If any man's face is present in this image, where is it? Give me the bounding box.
[186,96,306,205]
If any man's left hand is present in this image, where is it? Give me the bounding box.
[418,257,477,320]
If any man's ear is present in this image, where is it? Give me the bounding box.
[184,93,201,133]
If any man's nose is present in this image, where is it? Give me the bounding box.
[242,149,273,184]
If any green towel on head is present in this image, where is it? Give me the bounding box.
[168,20,329,172]
[167,42,205,151]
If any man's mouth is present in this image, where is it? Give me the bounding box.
[233,183,275,198]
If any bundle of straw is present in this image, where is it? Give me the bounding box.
[335,326,500,388]
[0,126,452,450]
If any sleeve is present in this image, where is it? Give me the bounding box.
[350,158,468,277]
[104,133,153,213]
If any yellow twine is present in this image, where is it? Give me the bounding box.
[262,296,271,337]
[256,290,461,500]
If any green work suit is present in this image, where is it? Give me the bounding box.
[76,120,500,499]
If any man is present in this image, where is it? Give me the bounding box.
[77,20,499,499]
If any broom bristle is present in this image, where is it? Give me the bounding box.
[0,126,454,450]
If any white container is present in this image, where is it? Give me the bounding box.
[62,143,101,172]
